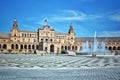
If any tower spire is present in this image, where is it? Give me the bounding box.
[44,19,48,25]
[14,18,17,22]
[68,23,74,34]
[13,18,18,29]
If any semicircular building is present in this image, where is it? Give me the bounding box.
[0,19,120,54]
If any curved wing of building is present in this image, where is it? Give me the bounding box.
[0,19,120,54]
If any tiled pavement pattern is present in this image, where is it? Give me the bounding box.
[0,67,120,80]
[0,54,120,68]
[0,54,120,80]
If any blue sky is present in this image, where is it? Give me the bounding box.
[0,0,120,37]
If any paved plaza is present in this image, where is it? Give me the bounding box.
[0,54,120,80]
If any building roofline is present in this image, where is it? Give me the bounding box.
[19,30,37,33]
[55,32,67,35]
[0,32,10,39]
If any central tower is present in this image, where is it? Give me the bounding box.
[68,23,75,44]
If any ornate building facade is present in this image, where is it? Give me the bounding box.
[0,19,79,54]
[0,19,120,54]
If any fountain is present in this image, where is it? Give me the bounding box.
[77,31,110,55]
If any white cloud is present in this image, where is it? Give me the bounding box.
[47,10,104,23]
[99,31,120,37]
[26,10,105,25]
[63,10,79,16]
[109,11,120,22]
[26,10,120,30]
[88,15,103,19]
[34,17,50,26]
[50,10,87,22]
[108,11,120,22]
[26,10,120,26]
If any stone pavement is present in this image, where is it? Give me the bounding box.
[0,54,120,80]
[0,67,120,80]
[0,54,120,68]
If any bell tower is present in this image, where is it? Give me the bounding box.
[68,23,74,34]
[10,18,19,42]
[68,23,75,44]
[12,18,18,30]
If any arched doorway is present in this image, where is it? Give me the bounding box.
[50,44,54,52]
[72,46,74,50]
[75,46,77,50]
[16,44,18,49]
[11,44,14,49]
[113,46,116,50]
[61,46,64,50]
[32,45,35,49]
[28,45,31,49]
[3,44,7,49]
[68,46,70,50]
[108,46,112,50]
[36,45,39,50]
[20,44,23,49]
[24,45,27,49]
[117,46,120,50]
[65,46,67,50]
[0,44,1,49]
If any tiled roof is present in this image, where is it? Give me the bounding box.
[0,33,10,39]
[55,32,67,35]
[76,37,120,42]
[19,30,37,33]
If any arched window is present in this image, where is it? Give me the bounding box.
[65,46,67,50]
[24,45,27,49]
[41,39,43,42]
[50,39,53,42]
[25,34,26,37]
[3,44,7,49]
[32,45,35,49]
[14,34,16,37]
[11,44,14,49]
[61,46,64,50]
[28,45,31,49]
[36,45,39,49]
[68,46,70,50]
[45,39,48,42]
[16,44,18,49]
[75,46,77,50]
[20,45,23,49]
[72,46,74,50]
